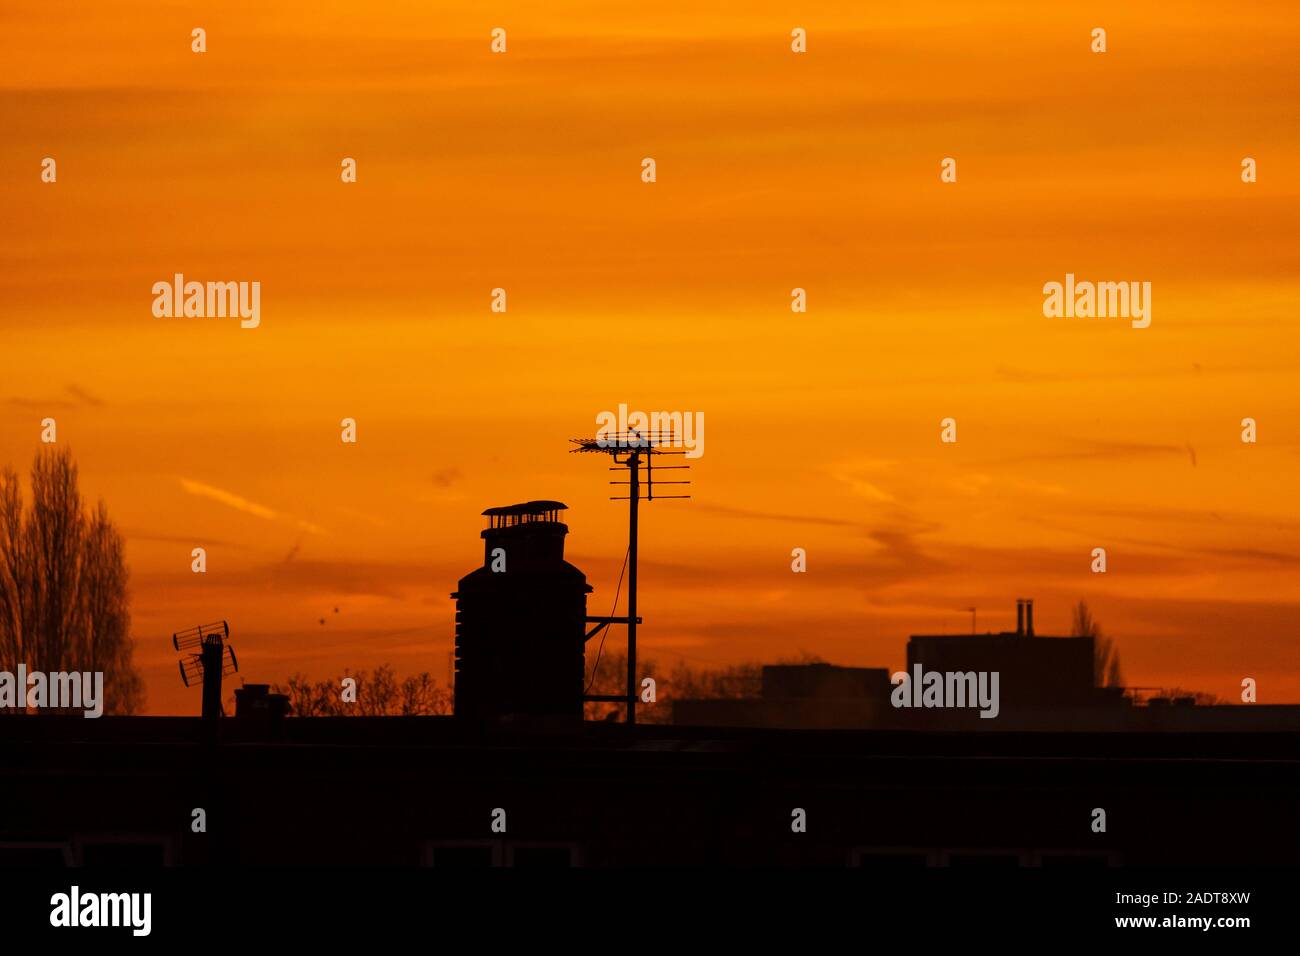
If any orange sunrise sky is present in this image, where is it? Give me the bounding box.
[1,1,1298,714]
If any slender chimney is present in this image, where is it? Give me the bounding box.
[200,640,224,722]
[1016,600,1025,636]
[1025,599,1034,636]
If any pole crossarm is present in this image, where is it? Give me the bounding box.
[584,615,643,641]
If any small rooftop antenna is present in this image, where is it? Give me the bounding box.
[172,620,238,721]
[570,423,690,725]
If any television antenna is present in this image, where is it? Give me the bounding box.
[570,424,690,725]
[172,620,238,720]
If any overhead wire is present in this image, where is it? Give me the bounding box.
[585,545,631,693]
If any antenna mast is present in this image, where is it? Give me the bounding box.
[570,424,690,724]
[172,620,238,724]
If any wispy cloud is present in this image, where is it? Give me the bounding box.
[64,384,105,407]
[829,459,900,503]
[6,383,107,409]
[693,502,858,528]
[969,439,1190,469]
[178,478,325,534]
[430,467,462,488]
[122,530,243,549]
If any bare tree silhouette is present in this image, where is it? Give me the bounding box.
[0,447,144,713]
[272,665,452,716]
[1072,600,1123,688]
[584,651,820,723]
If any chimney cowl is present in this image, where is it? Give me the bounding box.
[479,500,570,567]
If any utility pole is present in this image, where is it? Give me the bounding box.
[627,449,639,724]
[571,425,689,725]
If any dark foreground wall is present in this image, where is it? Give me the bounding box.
[1,717,1296,866]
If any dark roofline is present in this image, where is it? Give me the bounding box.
[5,714,1300,753]
[909,632,1085,641]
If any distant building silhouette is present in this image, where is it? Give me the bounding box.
[763,663,890,699]
[909,597,1096,710]
[673,664,893,729]
[451,501,590,726]
[673,601,1299,732]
